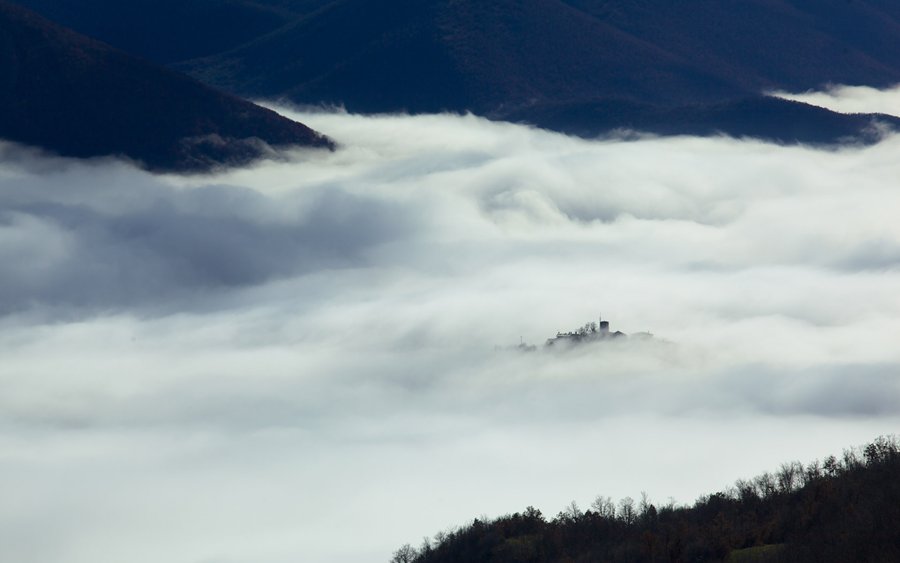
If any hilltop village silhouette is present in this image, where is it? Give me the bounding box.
[510,315,653,352]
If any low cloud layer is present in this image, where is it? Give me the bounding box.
[2,99,900,563]
[772,83,900,117]
[0,149,412,314]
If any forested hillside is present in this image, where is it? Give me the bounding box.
[392,436,900,563]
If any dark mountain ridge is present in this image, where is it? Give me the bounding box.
[0,0,332,171]
[509,97,900,146]
[10,0,900,145]
[6,0,308,63]
[564,0,900,95]
[24,0,900,108]
[20,0,899,144]
[176,0,900,144]
[178,0,747,113]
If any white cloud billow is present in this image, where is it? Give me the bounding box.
[1,94,900,562]
[771,83,900,117]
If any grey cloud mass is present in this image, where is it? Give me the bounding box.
[0,156,412,314]
[2,89,900,563]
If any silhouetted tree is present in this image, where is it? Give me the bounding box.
[390,544,418,563]
[591,495,616,520]
[618,496,636,524]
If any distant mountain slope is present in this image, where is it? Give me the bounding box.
[172,0,900,112]
[20,0,900,99]
[0,0,332,172]
[564,0,900,95]
[13,0,900,144]
[178,0,743,114]
[174,0,900,142]
[184,0,478,114]
[508,97,900,145]
[9,0,329,63]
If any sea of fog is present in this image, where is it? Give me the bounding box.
[1,87,900,563]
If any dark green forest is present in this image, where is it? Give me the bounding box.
[392,436,900,563]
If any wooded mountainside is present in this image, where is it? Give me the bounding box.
[392,436,900,563]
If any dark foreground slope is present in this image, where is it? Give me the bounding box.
[0,0,332,172]
[393,436,900,563]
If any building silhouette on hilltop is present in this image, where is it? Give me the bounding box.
[545,315,628,348]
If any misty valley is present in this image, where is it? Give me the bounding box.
[2,1,900,562]
[3,105,900,562]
